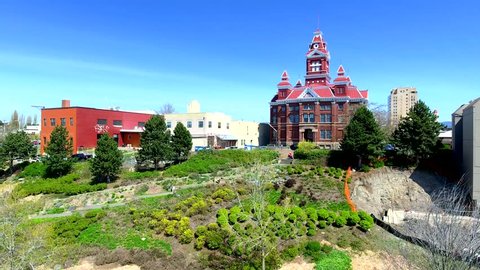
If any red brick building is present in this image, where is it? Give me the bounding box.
[269,29,368,148]
[40,100,153,154]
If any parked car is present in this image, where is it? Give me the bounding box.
[71,153,93,161]
[194,146,211,152]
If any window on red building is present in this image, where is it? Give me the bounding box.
[321,114,332,123]
[138,122,145,128]
[309,113,315,123]
[50,118,56,126]
[303,114,308,123]
[70,117,74,126]
[321,130,332,139]
[113,120,122,126]
[320,104,331,110]
[97,119,107,125]
[60,118,66,126]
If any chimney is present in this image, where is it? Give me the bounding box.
[62,100,71,108]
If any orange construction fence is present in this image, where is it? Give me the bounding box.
[344,167,356,212]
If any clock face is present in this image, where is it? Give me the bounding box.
[313,44,319,49]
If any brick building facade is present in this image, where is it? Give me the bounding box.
[269,29,368,148]
[40,100,153,154]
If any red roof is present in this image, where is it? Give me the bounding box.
[286,89,304,99]
[281,70,289,80]
[313,87,334,98]
[333,76,351,83]
[360,90,368,98]
[277,81,292,87]
[337,65,345,75]
[345,88,364,99]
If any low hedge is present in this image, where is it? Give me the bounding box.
[13,174,107,197]
[163,149,278,177]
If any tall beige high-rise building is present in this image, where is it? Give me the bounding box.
[388,87,418,127]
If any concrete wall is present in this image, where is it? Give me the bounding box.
[461,99,480,204]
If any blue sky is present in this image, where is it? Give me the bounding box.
[0,0,479,123]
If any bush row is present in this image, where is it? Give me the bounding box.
[192,205,374,253]
[283,165,345,179]
[163,149,278,177]
[14,174,107,197]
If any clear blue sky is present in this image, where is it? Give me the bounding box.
[1,0,479,123]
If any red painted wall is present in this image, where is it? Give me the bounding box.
[41,107,153,154]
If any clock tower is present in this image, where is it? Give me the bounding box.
[305,29,330,86]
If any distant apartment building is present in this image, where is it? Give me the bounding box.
[164,101,264,150]
[269,29,368,148]
[40,100,153,154]
[452,98,480,205]
[388,87,418,127]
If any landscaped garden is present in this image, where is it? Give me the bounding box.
[0,146,393,270]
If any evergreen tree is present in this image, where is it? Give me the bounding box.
[172,122,192,162]
[341,106,385,166]
[137,115,173,170]
[0,131,36,173]
[90,134,123,183]
[391,100,443,163]
[45,126,73,177]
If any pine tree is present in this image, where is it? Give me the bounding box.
[0,131,36,173]
[137,115,173,170]
[391,100,443,163]
[341,106,385,166]
[90,134,123,182]
[172,122,192,162]
[45,126,73,177]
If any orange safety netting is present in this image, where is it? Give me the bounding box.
[344,167,356,212]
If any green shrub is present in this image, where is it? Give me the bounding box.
[315,250,352,270]
[163,149,278,177]
[237,212,248,223]
[317,209,329,220]
[46,207,65,214]
[294,148,330,160]
[281,245,300,261]
[334,215,347,227]
[207,223,219,231]
[318,220,327,229]
[179,229,194,244]
[359,220,374,231]
[122,170,161,180]
[195,225,207,237]
[360,164,371,172]
[195,235,206,250]
[336,235,349,248]
[205,231,223,250]
[305,207,318,221]
[14,174,108,198]
[307,228,316,236]
[18,162,46,178]
[372,159,384,168]
[304,240,322,257]
[212,188,236,201]
[346,212,360,226]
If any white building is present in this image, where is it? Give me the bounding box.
[388,87,419,127]
[164,101,263,150]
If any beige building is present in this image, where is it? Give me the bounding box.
[453,98,480,205]
[164,101,263,150]
[388,87,419,127]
